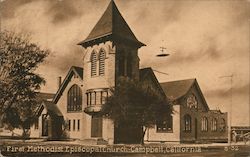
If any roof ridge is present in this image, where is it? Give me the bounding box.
[53,66,83,103]
[160,78,196,100]
[160,78,196,84]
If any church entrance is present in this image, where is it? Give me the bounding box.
[42,114,48,136]
[91,115,103,138]
[42,114,63,139]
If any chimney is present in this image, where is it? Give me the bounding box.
[58,76,62,89]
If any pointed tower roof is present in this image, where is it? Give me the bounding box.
[78,0,145,48]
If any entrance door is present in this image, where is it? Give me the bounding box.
[42,114,48,136]
[91,116,102,137]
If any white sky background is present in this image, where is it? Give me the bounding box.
[1,0,249,126]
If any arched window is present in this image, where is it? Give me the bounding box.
[211,118,217,131]
[99,49,106,75]
[219,118,226,132]
[67,84,82,112]
[90,51,97,76]
[184,114,192,132]
[201,117,208,131]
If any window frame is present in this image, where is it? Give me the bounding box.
[184,114,192,132]
[68,120,71,131]
[201,117,208,132]
[77,119,80,131]
[86,89,108,106]
[67,84,82,112]
[156,115,173,133]
[211,118,217,131]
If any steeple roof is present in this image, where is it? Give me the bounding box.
[78,0,145,48]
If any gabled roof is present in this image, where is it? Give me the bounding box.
[35,101,62,117]
[73,66,83,79]
[43,101,63,117]
[32,93,55,113]
[160,79,209,110]
[78,0,145,48]
[53,66,83,103]
[160,79,195,100]
[139,67,166,97]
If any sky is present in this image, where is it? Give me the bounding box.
[0,0,249,126]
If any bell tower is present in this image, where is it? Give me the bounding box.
[77,0,145,143]
[78,0,145,85]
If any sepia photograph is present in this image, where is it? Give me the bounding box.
[0,0,249,156]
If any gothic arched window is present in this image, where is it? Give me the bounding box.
[90,51,97,76]
[99,49,106,75]
[67,84,82,112]
[211,118,217,131]
[184,114,192,132]
[201,117,208,131]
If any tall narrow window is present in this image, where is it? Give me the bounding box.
[101,91,108,105]
[68,120,71,131]
[96,92,101,105]
[184,114,192,132]
[67,84,82,112]
[89,93,91,105]
[220,118,226,132]
[99,49,106,75]
[77,119,80,131]
[91,51,97,76]
[211,118,217,131]
[73,119,75,131]
[201,117,208,131]
[91,92,96,105]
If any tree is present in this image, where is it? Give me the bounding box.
[102,77,172,144]
[0,30,49,138]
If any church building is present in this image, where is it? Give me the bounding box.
[30,0,228,144]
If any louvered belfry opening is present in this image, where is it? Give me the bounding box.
[99,49,106,75]
[90,51,97,76]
